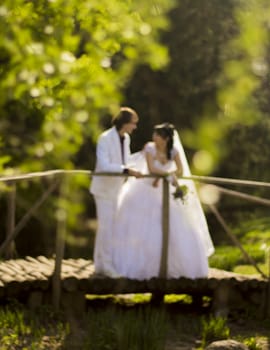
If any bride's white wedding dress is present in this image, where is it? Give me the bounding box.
[112,142,214,280]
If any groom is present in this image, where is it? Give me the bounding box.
[90,107,142,277]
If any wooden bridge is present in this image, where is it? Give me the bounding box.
[0,255,269,318]
[0,170,270,317]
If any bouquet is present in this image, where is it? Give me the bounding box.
[173,184,188,203]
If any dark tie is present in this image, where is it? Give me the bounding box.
[119,135,125,164]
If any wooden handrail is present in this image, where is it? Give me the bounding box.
[0,169,269,188]
[213,185,270,207]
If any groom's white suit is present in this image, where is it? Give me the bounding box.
[91,126,131,199]
[90,107,140,277]
[90,127,131,276]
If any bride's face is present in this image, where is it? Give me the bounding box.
[152,131,167,148]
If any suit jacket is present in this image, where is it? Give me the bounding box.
[90,126,131,199]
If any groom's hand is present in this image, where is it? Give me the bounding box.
[126,168,143,178]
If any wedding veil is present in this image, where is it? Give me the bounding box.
[173,130,214,257]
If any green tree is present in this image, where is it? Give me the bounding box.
[215,0,270,188]
[0,0,173,171]
[211,0,270,235]
[123,0,238,172]
[0,0,174,256]
[124,0,270,179]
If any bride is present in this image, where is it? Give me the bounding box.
[112,123,214,280]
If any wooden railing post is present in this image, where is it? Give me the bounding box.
[264,248,270,318]
[0,181,58,257]
[6,182,17,258]
[209,204,267,279]
[159,177,170,278]
[52,177,67,311]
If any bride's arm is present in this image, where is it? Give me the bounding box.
[146,150,168,187]
[145,151,167,175]
[145,146,184,187]
[145,148,183,177]
[162,151,184,187]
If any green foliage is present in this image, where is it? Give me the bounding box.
[233,264,267,276]
[124,0,270,181]
[200,315,230,348]
[164,294,192,304]
[0,299,268,349]
[0,0,174,254]
[209,245,245,271]
[124,0,238,168]
[218,0,269,123]
[214,0,270,197]
[124,293,152,304]
[215,118,270,200]
[243,337,261,350]
[198,0,270,174]
[0,0,173,172]
[0,302,68,348]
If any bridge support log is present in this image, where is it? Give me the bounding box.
[212,283,229,317]
[60,291,86,317]
[27,291,44,310]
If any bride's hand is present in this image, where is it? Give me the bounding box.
[152,178,160,187]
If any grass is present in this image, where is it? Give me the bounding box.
[0,300,68,349]
[83,305,168,350]
[233,264,268,276]
[0,296,269,349]
[209,215,270,275]
[0,301,170,349]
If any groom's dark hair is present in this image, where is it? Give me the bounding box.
[112,107,138,130]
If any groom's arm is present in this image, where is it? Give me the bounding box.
[96,135,125,173]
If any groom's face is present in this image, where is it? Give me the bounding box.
[121,114,139,135]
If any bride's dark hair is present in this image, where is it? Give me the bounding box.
[154,122,175,160]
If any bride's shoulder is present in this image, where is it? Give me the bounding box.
[143,142,155,154]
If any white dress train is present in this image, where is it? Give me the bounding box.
[112,142,213,280]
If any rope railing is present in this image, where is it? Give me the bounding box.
[0,169,269,310]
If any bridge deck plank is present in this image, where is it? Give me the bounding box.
[0,257,264,295]
[0,256,267,317]
[0,257,263,285]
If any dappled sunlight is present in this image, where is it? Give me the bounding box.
[199,184,220,206]
[193,150,214,174]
